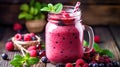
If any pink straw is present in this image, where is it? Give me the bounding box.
[73,2,81,13]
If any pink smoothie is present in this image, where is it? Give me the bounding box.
[45,7,84,63]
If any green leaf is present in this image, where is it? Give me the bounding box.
[54,3,63,13]
[48,3,54,11]
[100,49,114,58]
[30,0,34,6]
[29,7,35,15]
[41,3,63,13]
[20,4,29,12]
[93,43,102,52]
[24,53,30,59]
[84,40,102,52]
[18,12,33,20]
[10,60,23,67]
[35,2,41,10]
[27,57,39,65]
[14,54,23,61]
[41,7,50,12]
[18,12,28,19]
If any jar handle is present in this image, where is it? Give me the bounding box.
[83,25,94,53]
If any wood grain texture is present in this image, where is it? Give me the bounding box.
[109,26,120,50]
[82,5,120,25]
[93,26,120,62]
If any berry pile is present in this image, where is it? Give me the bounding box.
[55,48,120,67]
[14,33,37,41]
[3,33,48,63]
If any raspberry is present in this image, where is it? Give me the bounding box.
[82,63,89,67]
[76,59,85,66]
[29,33,35,37]
[13,23,22,31]
[94,35,100,43]
[5,42,14,51]
[65,63,73,67]
[24,34,31,41]
[27,46,36,51]
[75,65,81,67]
[14,33,22,41]
[29,50,37,57]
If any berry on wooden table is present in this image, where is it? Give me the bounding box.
[41,56,48,63]
[1,53,8,60]
[5,41,14,51]
[82,63,89,67]
[29,50,37,57]
[94,35,100,43]
[65,63,73,67]
[75,59,85,66]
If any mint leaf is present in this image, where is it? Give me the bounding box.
[27,57,39,65]
[41,3,63,13]
[93,43,102,52]
[41,7,50,12]
[48,3,54,11]
[14,54,23,61]
[100,49,114,58]
[84,40,102,52]
[54,3,63,13]
[84,40,114,58]
[10,59,23,67]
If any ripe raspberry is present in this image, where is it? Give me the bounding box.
[5,42,14,51]
[13,23,22,31]
[82,63,89,67]
[75,65,81,67]
[65,63,73,67]
[29,50,37,57]
[29,33,35,37]
[76,59,85,66]
[14,33,22,41]
[27,46,36,51]
[94,35,100,43]
[24,34,31,41]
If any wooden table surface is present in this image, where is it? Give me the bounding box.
[0,25,120,67]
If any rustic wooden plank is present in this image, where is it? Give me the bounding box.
[109,26,120,50]
[82,5,120,25]
[93,26,120,62]
[0,28,45,67]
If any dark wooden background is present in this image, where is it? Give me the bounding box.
[0,0,120,26]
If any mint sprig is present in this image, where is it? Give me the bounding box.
[10,53,39,67]
[41,3,63,13]
[84,40,114,58]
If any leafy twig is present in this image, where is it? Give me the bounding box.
[84,40,114,58]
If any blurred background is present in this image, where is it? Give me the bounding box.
[0,0,120,26]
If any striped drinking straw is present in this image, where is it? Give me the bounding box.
[73,2,81,13]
